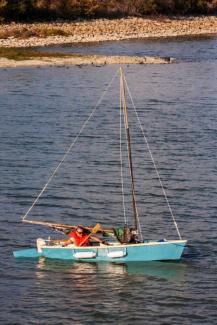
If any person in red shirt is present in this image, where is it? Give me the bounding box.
[62,226,103,247]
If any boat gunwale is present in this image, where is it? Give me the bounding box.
[41,239,187,250]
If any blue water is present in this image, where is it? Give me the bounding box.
[0,36,217,324]
[38,35,217,62]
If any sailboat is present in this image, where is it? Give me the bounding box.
[13,67,187,262]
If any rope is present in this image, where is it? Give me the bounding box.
[119,77,127,224]
[120,69,143,242]
[22,69,119,221]
[123,74,182,240]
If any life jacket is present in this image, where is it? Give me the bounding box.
[69,231,90,246]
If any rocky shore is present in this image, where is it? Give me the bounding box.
[1,16,217,48]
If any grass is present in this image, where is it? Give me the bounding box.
[0,27,70,40]
[36,28,70,38]
[0,47,96,61]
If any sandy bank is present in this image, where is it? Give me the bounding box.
[0,16,217,48]
[0,54,173,68]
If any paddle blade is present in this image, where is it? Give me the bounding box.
[92,223,101,233]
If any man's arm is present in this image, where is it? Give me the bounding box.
[90,235,109,245]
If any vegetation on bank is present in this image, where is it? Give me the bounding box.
[0,0,217,22]
[0,47,86,60]
[0,48,172,66]
[0,26,70,39]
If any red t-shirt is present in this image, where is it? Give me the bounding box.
[68,231,90,246]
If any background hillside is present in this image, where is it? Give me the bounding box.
[0,0,217,21]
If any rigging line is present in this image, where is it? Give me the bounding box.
[120,69,143,242]
[123,75,182,240]
[121,71,143,241]
[22,68,119,221]
[119,77,127,224]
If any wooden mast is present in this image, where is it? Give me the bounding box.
[120,67,139,231]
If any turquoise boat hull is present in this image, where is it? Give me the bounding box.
[13,248,43,258]
[13,240,187,262]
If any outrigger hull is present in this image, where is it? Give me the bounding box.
[13,240,187,262]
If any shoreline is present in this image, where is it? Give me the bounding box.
[0,16,217,68]
[0,54,173,68]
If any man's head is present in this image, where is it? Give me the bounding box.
[76,226,84,236]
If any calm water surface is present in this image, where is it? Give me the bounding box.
[0,37,217,324]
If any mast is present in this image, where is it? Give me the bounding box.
[120,67,139,231]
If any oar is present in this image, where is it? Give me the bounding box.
[22,219,113,233]
[78,223,101,246]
